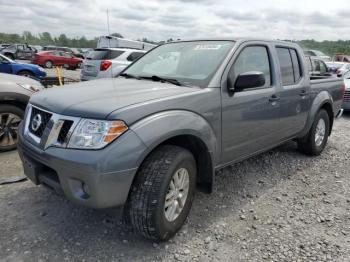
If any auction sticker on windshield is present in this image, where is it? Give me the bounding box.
[194,44,222,50]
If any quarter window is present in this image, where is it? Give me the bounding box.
[232,46,271,88]
[290,49,301,81]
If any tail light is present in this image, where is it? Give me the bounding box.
[100,60,112,71]
[342,82,346,98]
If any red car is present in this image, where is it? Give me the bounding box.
[31,51,82,70]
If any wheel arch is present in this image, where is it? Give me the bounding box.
[299,91,334,138]
[130,110,218,194]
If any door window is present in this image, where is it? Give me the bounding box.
[232,46,271,88]
[276,47,302,85]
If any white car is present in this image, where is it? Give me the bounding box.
[303,50,331,62]
[336,63,350,77]
[81,48,146,81]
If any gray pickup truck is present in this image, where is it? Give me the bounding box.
[17,38,344,241]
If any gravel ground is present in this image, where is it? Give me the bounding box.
[0,114,350,262]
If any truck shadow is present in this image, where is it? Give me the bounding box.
[0,139,337,260]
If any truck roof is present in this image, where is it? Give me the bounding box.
[171,37,300,47]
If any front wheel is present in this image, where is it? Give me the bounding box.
[297,109,330,155]
[0,105,24,152]
[17,70,34,78]
[124,145,196,241]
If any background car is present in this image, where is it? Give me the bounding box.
[336,63,350,77]
[81,48,146,81]
[305,56,332,77]
[0,53,46,78]
[342,70,350,112]
[0,43,37,60]
[31,51,82,70]
[42,46,85,59]
[325,61,345,74]
[304,49,331,61]
[0,73,44,151]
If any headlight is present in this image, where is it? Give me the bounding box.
[68,119,128,149]
[17,83,43,92]
[38,66,45,72]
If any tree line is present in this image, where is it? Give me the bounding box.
[1,31,350,55]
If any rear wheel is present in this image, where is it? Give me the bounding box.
[77,62,82,69]
[44,60,53,68]
[298,109,330,155]
[17,70,34,78]
[0,105,23,152]
[124,145,196,241]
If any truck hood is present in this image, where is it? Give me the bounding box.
[30,78,202,119]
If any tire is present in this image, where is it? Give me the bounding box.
[17,70,34,77]
[297,109,330,156]
[77,62,82,69]
[0,105,24,152]
[44,60,53,68]
[124,145,197,241]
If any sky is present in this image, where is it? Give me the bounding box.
[0,0,349,41]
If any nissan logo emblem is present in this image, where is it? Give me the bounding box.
[31,114,42,132]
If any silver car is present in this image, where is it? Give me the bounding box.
[342,71,350,111]
[80,48,146,81]
[0,73,44,151]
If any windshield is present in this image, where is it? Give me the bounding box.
[123,41,235,87]
[86,49,125,60]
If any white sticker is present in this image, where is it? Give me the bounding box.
[194,44,222,50]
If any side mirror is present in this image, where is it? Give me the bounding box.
[228,71,266,92]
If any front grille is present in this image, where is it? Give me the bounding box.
[344,91,350,101]
[29,107,52,138]
[57,120,74,144]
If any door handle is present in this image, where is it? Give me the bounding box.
[269,95,281,102]
[299,90,309,97]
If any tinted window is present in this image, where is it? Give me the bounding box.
[87,49,124,60]
[127,52,144,62]
[232,46,271,87]
[276,48,294,85]
[290,49,301,81]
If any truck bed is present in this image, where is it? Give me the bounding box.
[310,76,343,116]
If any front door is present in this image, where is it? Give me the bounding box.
[221,44,281,164]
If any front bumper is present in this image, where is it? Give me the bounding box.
[17,124,146,209]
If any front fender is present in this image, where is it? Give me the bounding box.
[299,90,333,137]
[130,110,219,166]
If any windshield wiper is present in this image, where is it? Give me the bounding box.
[119,73,141,80]
[139,75,184,86]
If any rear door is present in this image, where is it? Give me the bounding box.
[221,43,282,163]
[276,47,311,138]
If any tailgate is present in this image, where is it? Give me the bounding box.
[82,59,101,77]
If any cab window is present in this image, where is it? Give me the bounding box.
[232,46,271,88]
